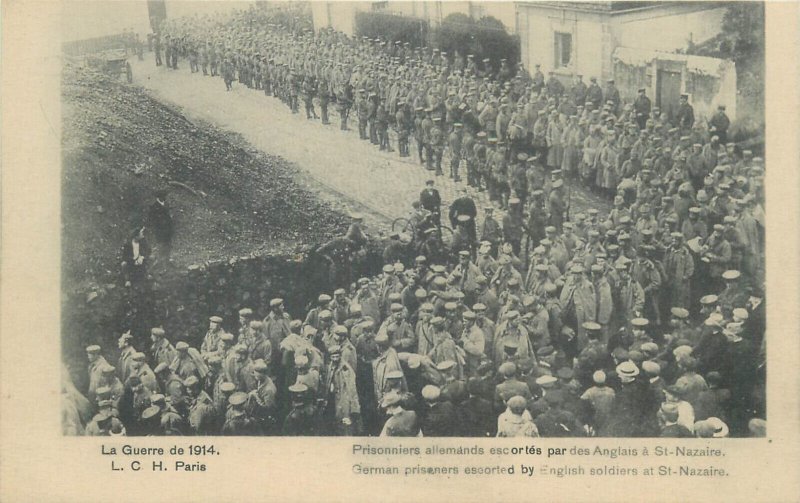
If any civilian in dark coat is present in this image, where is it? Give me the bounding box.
[456,379,496,437]
[146,190,174,264]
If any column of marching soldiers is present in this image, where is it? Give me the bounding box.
[63,9,767,438]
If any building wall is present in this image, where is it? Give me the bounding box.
[518,3,731,88]
[613,4,727,53]
[311,2,368,36]
[518,5,607,82]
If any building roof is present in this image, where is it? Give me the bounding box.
[519,1,725,14]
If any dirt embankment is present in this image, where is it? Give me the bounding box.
[62,63,351,291]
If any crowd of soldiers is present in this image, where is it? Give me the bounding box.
[150,8,737,213]
[62,8,766,438]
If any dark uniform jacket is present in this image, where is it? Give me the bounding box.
[420,401,458,437]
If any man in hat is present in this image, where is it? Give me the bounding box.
[580,370,615,434]
[419,385,457,437]
[222,391,262,436]
[676,94,694,130]
[201,316,225,358]
[225,344,257,393]
[447,123,464,181]
[150,327,176,369]
[497,395,539,437]
[494,362,533,413]
[548,179,567,231]
[457,310,486,377]
[449,188,478,245]
[606,361,653,436]
[493,311,535,367]
[419,179,442,229]
[282,384,316,436]
[146,189,173,268]
[663,232,695,309]
[246,359,277,433]
[458,377,496,437]
[603,79,621,116]
[185,375,216,435]
[372,332,406,407]
[305,294,332,331]
[535,390,585,437]
[170,341,207,381]
[659,402,693,437]
[559,265,596,353]
[586,77,603,109]
[633,88,651,130]
[480,207,503,256]
[379,391,420,437]
[708,105,730,144]
[116,333,137,385]
[322,346,361,435]
[264,298,291,368]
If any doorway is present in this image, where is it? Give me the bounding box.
[656,69,681,124]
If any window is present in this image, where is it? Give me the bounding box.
[554,32,572,68]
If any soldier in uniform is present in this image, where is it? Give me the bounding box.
[708,105,731,145]
[676,94,695,131]
[633,88,652,130]
[447,123,463,181]
[379,391,420,437]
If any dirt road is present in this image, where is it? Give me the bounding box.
[131,58,609,233]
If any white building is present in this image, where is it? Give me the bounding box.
[516,1,735,119]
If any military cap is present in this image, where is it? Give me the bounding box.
[616,361,640,378]
[239,308,253,317]
[673,345,693,359]
[462,309,477,320]
[142,405,161,420]
[86,345,102,353]
[183,375,200,388]
[288,383,308,395]
[175,341,190,351]
[570,264,584,274]
[535,375,557,388]
[151,327,165,337]
[641,361,661,377]
[508,197,521,206]
[640,342,659,355]
[269,298,284,307]
[154,362,171,374]
[333,325,349,336]
[317,293,332,303]
[722,269,741,280]
[700,294,719,305]
[219,382,236,394]
[631,318,649,328]
[359,319,375,331]
[704,312,725,327]
[582,321,602,332]
[220,332,235,343]
[209,315,223,323]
